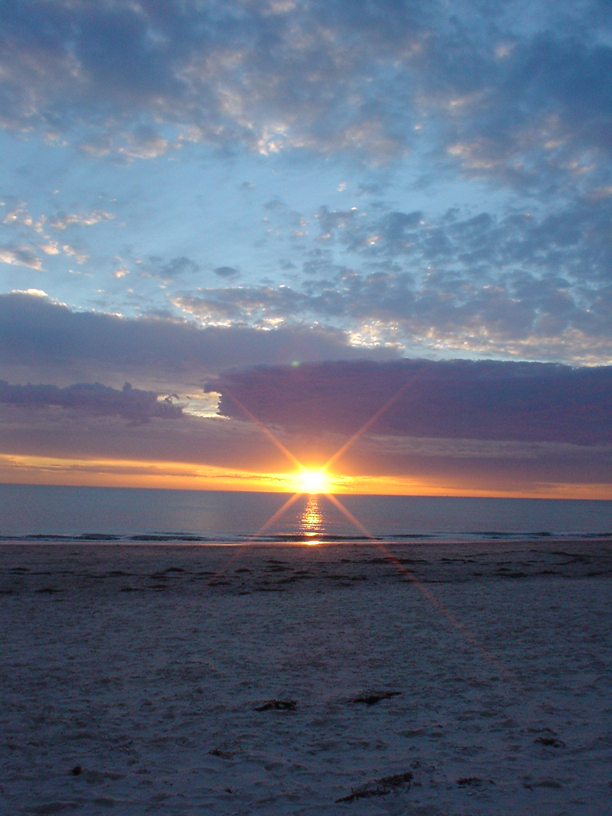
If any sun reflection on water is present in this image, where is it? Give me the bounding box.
[300,495,322,544]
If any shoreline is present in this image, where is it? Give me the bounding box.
[1,533,611,546]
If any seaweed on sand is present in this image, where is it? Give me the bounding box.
[255,699,297,712]
[350,690,401,705]
[336,771,413,802]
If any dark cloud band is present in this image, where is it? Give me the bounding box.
[0,291,397,389]
[209,358,612,446]
[0,380,182,424]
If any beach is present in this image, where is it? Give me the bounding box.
[1,539,611,815]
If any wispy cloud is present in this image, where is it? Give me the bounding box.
[0,245,43,270]
[48,210,116,230]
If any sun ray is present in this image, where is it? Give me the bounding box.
[323,366,428,472]
[211,369,428,574]
[222,385,304,471]
[324,491,515,681]
[209,490,303,583]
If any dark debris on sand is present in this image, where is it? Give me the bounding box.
[336,771,413,802]
[457,776,484,787]
[350,690,401,705]
[255,699,297,712]
[535,736,566,748]
[209,748,233,759]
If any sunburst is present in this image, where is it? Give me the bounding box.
[210,372,508,683]
[297,467,329,494]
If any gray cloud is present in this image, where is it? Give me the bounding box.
[0,380,182,424]
[173,275,612,363]
[311,197,612,283]
[144,255,200,281]
[213,266,240,279]
[0,0,422,158]
[0,244,43,270]
[439,32,612,191]
[169,193,612,362]
[0,402,283,474]
[2,360,610,493]
[0,291,397,392]
[209,358,612,446]
[195,356,612,490]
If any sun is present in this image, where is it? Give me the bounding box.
[298,467,329,494]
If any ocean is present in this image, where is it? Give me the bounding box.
[0,483,610,542]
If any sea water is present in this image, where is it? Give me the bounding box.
[0,483,610,542]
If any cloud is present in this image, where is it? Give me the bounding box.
[39,241,60,255]
[3,206,34,228]
[186,194,612,363]
[213,265,240,278]
[144,255,200,280]
[172,287,320,323]
[48,210,116,230]
[61,244,89,264]
[0,380,183,425]
[0,0,608,194]
[209,358,612,446]
[0,244,43,270]
[310,198,612,284]
[440,33,612,189]
[0,399,297,480]
[0,321,609,492]
[0,291,397,392]
[0,0,421,159]
[2,366,609,494]
[171,274,612,366]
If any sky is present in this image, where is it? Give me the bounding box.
[1,0,611,498]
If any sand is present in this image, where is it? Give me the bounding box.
[1,539,611,815]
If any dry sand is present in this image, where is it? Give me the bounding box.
[1,540,611,814]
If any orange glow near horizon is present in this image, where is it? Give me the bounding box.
[0,456,611,500]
